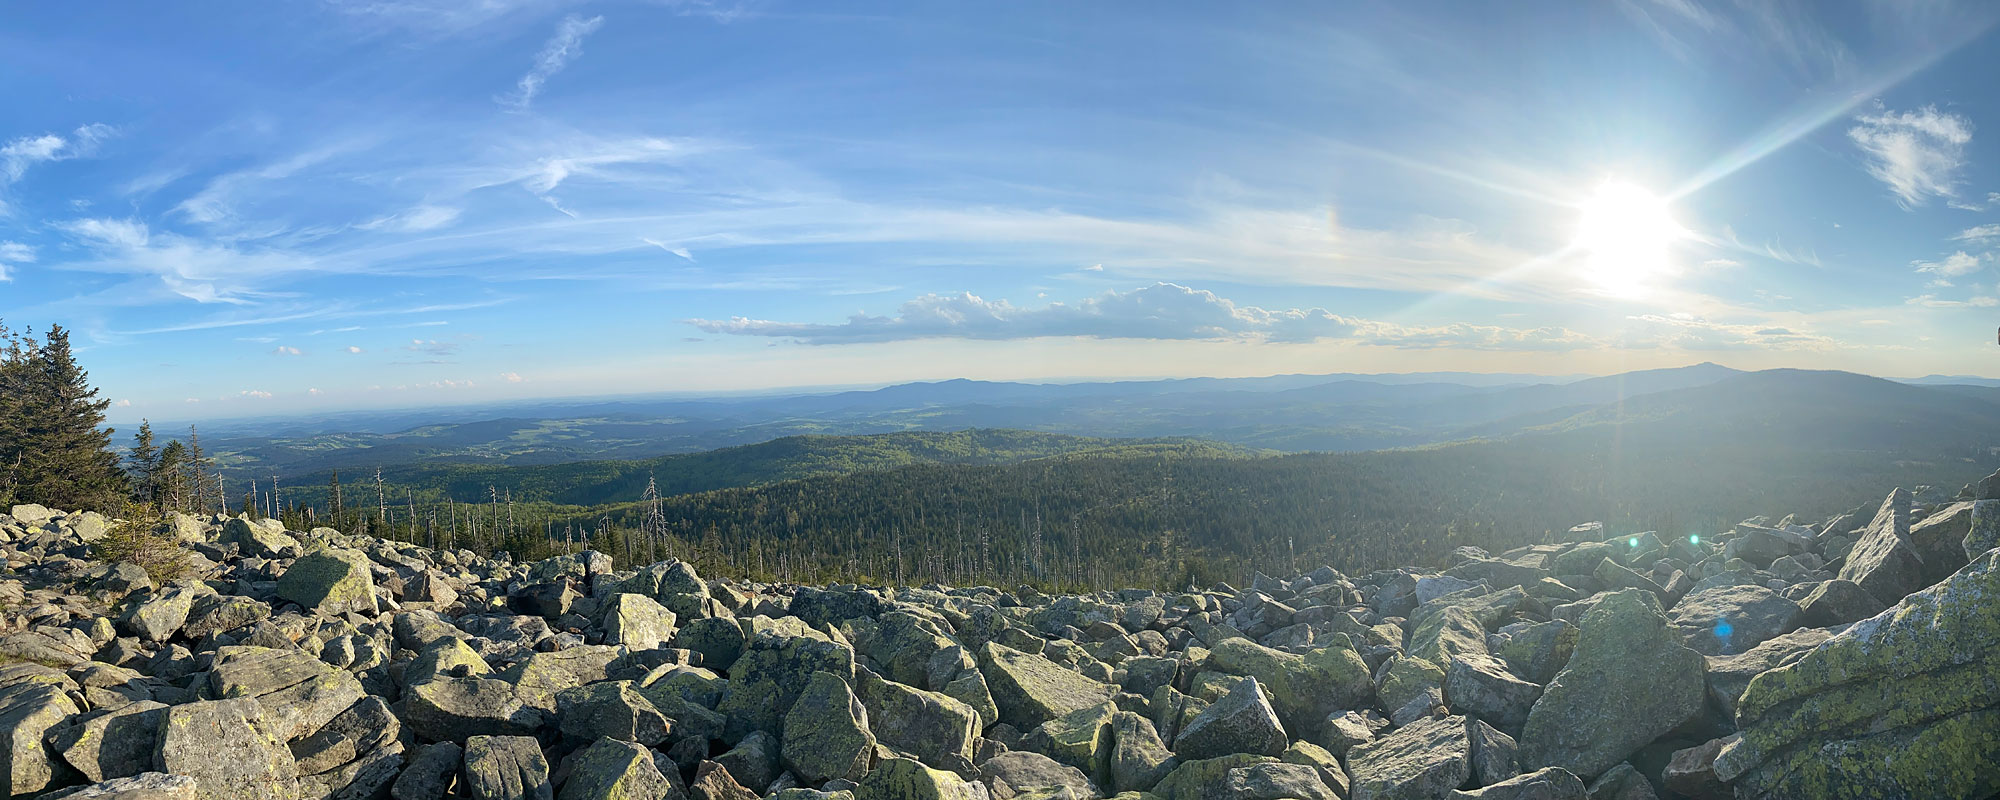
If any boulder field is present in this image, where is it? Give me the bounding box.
[0,469,1994,800]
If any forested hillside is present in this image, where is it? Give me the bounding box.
[276,429,1259,508]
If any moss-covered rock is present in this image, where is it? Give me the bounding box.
[1202,637,1370,735]
[853,757,980,800]
[978,641,1114,729]
[597,594,676,652]
[0,682,80,796]
[1171,677,1286,762]
[555,681,672,746]
[156,698,299,800]
[463,735,552,800]
[555,739,676,800]
[1150,753,1277,800]
[275,548,378,616]
[1022,700,1117,787]
[1347,714,1472,800]
[854,667,978,772]
[1714,548,2000,799]
[1666,584,1803,657]
[1518,590,1705,781]
[218,517,300,558]
[780,671,874,786]
[203,645,367,742]
[716,621,856,741]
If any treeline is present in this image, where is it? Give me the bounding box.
[271,431,1256,509]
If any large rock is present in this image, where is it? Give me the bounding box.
[1347,714,1473,800]
[978,642,1115,729]
[403,678,543,743]
[1448,767,1585,800]
[1966,499,2000,560]
[42,773,199,800]
[219,518,300,558]
[1224,762,1340,800]
[48,700,167,782]
[1022,700,1116,788]
[555,682,671,746]
[464,736,552,800]
[976,751,1095,799]
[1835,489,1927,606]
[1666,585,1803,657]
[1908,502,1974,583]
[1714,548,2000,798]
[1518,590,1705,780]
[0,682,80,796]
[121,586,205,643]
[853,757,978,800]
[1172,676,1287,761]
[598,594,677,652]
[1111,709,1177,793]
[391,742,464,800]
[204,646,367,742]
[1702,626,1836,718]
[1203,637,1372,734]
[155,698,300,800]
[1443,654,1541,731]
[182,595,273,640]
[276,549,379,617]
[780,671,874,785]
[854,668,978,771]
[556,739,677,800]
[714,621,856,740]
[1795,579,1883,628]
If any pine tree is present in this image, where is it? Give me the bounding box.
[129,420,160,507]
[4,325,125,508]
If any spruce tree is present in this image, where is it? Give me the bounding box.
[5,325,125,509]
[130,420,160,507]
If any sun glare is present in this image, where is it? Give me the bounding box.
[1573,180,1686,297]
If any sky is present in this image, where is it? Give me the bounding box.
[4,0,2000,422]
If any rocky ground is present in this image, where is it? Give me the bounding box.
[0,470,1996,800]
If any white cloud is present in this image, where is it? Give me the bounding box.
[238,390,273,399]
[1948,192,2000,212]
[1906,293,2000,308]
[687,282,1601,351]
[114,399,131,408]
[501,371,525,383]
[308,388,324,396]
[1955,224,2000,243]
[357,204,461,232]
[498,14,604,111]
[272,345,303,356]
[1,124,113,183]
[184,398,200,404]
[1914,250,1985,278]
[346,345,364,353]
[1848,105,1973,207]
[0,241,31,281]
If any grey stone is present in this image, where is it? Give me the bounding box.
[154,698,300,800]
[391,742,464,800]
[1347,714,1472,800]
[465,735,552,800]
[781,671,874,786]
[48,700,167,782]
[1519,590,1705,780]
[1171,677,1286,761]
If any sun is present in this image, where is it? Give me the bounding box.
[1572,180,1686,297]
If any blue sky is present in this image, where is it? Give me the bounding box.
[4,0,2000,421]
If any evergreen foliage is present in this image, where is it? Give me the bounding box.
[0,323,125,509]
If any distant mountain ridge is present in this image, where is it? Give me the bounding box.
[205,363,2000,482]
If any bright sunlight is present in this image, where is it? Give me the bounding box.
[1573,179,1687,297]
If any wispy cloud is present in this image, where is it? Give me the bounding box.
[1620,313,1837,351]
[272,345,303,356]
[688,282,1601,351]
[1,124,114,214]
[357,204,461,232]
[1954,224,2000,243]
[1907,293,1999,308]
[499,14,604,111]
[1848,104,1973,207]
[500,371,525,383]
[1913,250,1985,278]
[0,241,32,282]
